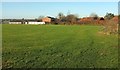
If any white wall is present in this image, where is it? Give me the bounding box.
[28,22,45,24]
[9,22,21,24]
[9,21,45,24]
[25,22,28,24]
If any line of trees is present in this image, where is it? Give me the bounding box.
[57,12,79,25]
[102,13,118,35]
[38,12,118,34]
[38,12,116,25]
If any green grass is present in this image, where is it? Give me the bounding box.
[2,24,118,68]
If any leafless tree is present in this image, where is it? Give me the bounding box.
[90,13,98,20]
[58,12,65,20]
[38,16,44,19]
[66,14,78,25]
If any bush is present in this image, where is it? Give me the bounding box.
[103,20,118,35]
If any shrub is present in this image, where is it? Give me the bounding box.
[103,20,118,35]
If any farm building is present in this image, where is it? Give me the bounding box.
[42,17,51,23]
[9,20,22,24]
[9,22,21,24]
[99,17,105,20]
[9,19,45,25]
[80,17,94,22]
[25,19,45,24]
[77,17,106,25]
[77,17,94,24]
[25,21,45,24]
[79,17,105,22]
[96,17,105,25]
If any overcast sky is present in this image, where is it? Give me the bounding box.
[2,2,118,19]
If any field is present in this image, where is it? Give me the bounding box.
[2,24,118,68]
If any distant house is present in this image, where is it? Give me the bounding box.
[9,20,22,24]
[26,21,45,24]
[99,17,105,20]
[42,17,51,23]
[9,22,22,24]
[9,19,45,25]
[25,19,45,24]
[77,17,94,24]
[77,17,106,25]
[95,17,105,25]
[80,17,94,22]
[47,16,59,24]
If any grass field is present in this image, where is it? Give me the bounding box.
[2,24,118,68]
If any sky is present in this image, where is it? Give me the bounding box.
[1,0,120,2]
[2,2,118,19]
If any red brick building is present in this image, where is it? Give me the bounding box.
[42,17,51,23]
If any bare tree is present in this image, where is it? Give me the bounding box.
[90,13,98,20]
[102,13,118,35]
[103,20,118,35]
[38,16,44,19]
[58,12,65,20]
[66,14,78,24]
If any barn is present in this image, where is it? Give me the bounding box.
[42,17,51,23]
[9,19,45,25]
[9,20,22,24]
[26,22,45,24]
[25,19,45,24]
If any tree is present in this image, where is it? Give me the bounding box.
[58,12,66,23]
[21,18,25,24]
[58,12,65,21]
[102,13,117,35]
[66,14,78,24]
[104,13,114,20]
[90,13,98,20]
[38,16,44,19]
[103,20,118,35]
[57,12,67,24]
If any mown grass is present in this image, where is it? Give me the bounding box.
[2,24,118,68]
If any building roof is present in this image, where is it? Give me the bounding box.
[10,19,40,22]
[42,17,51,22]
[80,17,94,22]
[10,20,22,22]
